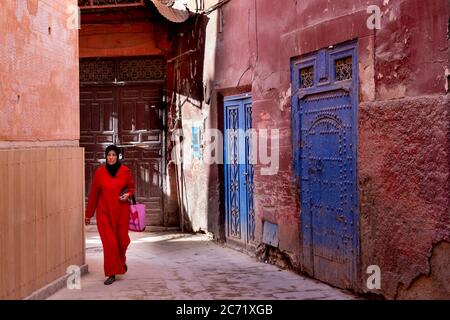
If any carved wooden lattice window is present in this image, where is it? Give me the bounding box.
[80,60,115,83]
[300,66,314,88]
[78,0,144,9]
[335,56,352,81]
[118,58,165,81]
[80,57,164,83]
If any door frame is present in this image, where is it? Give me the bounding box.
[223,93,256,251]
[291,40,361,287]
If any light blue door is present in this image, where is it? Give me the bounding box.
[224,95,255,249]
[292,43,360,289]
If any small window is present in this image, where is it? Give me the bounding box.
[300,66,314,88]
[335,56,352,81]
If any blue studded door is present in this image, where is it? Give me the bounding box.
[291,42,360,289]
[224,95,255,250]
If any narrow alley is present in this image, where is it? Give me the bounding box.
[1,0,449,301]
[47,229,356,300]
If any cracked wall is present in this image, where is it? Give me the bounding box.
[359,95,450,299]
[358,0,449,299]
[397,241,450,299]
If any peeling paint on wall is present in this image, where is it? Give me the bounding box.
[397,241,450,299]
[445,68,449,92]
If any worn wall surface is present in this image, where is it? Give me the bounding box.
[359,95,450,299]
[171,0,257,234]
[358,0,450,299]
[0,0,80,143]
[0,148,85,300]
[0,0,85,299]
[165,13,210,232]
[186,0,450,299]
[79,21,172,58]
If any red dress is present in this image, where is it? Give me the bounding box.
[85,165,135,276]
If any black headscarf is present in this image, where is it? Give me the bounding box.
[105,145,122,178]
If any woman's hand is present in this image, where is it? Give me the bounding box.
[85,217,91,225]
[119,192,130,202]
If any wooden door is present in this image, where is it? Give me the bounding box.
[80,86,117,208]
[223,95,255,250]
[292,43,360,289]
[80,56,165,226]
[118,85,164,226]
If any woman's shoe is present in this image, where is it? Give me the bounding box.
[124,264,128,273]
[104,276,115,285]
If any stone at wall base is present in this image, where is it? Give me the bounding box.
[24,264,89,300]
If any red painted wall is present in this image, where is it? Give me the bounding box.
[79,22,172,58]
[196,0,449,298]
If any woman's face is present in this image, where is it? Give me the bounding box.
[106,150,117,165]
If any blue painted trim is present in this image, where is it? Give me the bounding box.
[223,104,231,239]
[224,93,252,102]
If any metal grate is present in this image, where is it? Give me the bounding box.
[335,56,352,81]
[300,66,314,88]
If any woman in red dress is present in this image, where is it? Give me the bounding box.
[85,145,135,285]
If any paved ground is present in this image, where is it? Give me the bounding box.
[48,230,359,300]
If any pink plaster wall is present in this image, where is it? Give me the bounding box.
[0,0,80,142]
[203,0,449,298]
[359,95,450,298]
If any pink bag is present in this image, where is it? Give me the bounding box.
[128,196,146,232]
